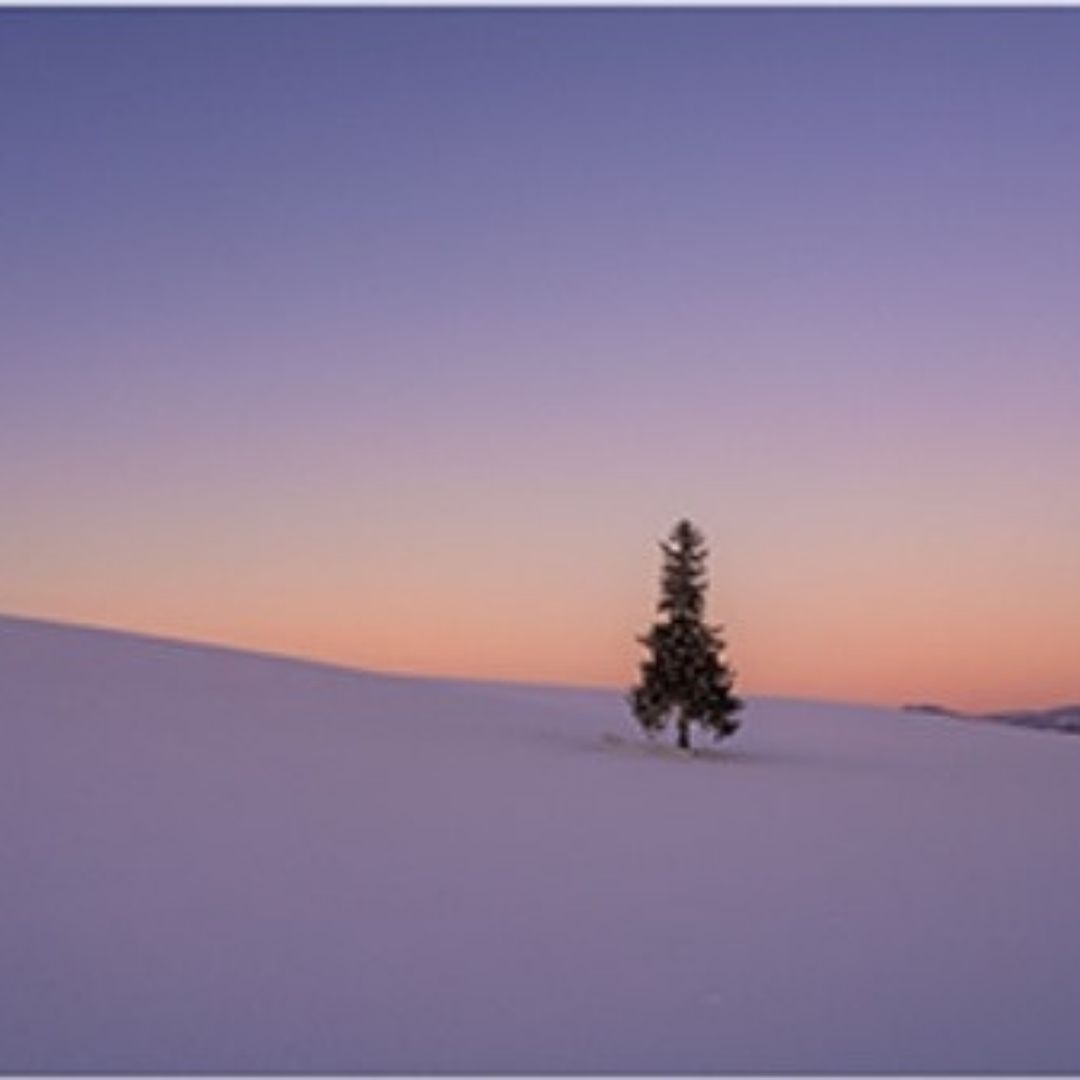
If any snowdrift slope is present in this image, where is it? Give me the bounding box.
[3,613,1080,1073]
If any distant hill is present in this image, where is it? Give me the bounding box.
[904,700,1080,735]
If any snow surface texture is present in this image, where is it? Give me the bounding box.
[3,613,1080,1074]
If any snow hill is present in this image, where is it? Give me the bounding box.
[4,613,1080,1073]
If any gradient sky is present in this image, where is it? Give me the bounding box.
[3,9,1079,709]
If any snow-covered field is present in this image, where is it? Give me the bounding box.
[3,613,1080,1073]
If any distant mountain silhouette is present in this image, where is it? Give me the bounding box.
[904,701,1080,736]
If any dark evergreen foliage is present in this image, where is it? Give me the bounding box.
[630,519,742,751]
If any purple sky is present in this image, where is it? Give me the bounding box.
[3,9,1078,708]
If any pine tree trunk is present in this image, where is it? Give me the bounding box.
[677,715,691,752]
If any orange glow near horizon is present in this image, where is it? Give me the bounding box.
[3,423,1077,713]
[5,539,1078,714]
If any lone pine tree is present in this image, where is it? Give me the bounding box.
[630,519,742,751]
